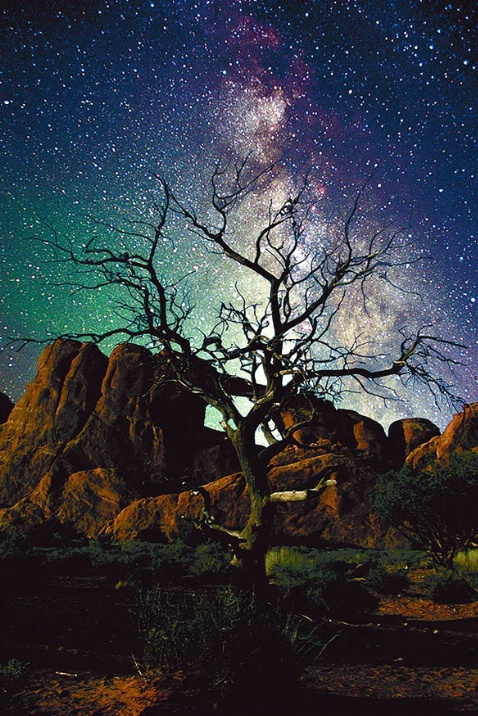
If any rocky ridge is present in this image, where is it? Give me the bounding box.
[0,339,476,546]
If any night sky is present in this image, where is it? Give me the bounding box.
[0,0,476,431]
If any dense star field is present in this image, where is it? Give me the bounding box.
[0,0,476,429]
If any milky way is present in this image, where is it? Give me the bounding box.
[0,0,476,430]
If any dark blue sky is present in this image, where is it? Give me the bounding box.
[0,0,476,429]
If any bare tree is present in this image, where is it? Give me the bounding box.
[32,159,461,579]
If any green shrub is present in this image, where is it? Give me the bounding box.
[266,546,373,577]
[186,542,231,576]
[304,569,378,616]
[374,452,478,569]
[265,546,312,578]
[366,565,410,595]
[0,658,28,682]
[374,549,427,569]
[424,570,477,603]
[268,559,322,598]
[268,554,376,617]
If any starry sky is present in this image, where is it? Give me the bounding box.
[0,0,476,431]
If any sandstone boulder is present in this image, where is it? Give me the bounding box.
[0,340,238,538]
[278,396,388,457]
[388,418,441,467]
[407,403,478,469]
[0,340,238,506]
[107,445,387,547]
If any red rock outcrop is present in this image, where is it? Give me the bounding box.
[0,340,238,533]
[406,402,478,469]
[1,339,475,548]
[106,449,385,546]
[278,396,389,459]
[105,401,477,547]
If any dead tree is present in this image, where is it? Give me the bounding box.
[32,159,462,580]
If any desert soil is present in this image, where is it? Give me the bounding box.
[2,568,478,715]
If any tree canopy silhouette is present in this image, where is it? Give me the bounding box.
[32,159,462,577]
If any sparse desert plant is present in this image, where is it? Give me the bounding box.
[0,658,28,682]
[266,547,326,596]
[136,584,323,706]
[366,564,410,595]
[265,546,312,577]
[268,551,376,617]
[0,659,29,704]
[374,549,428,569]
[265,546,362,584]
[424,570,477,604]
[304,569,378,616]
[186,541,231,577]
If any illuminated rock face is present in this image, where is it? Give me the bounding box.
[0,340,238,537]
[2,339,472,547]
[406,403,478,468]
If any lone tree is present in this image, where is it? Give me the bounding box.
[374,452,478,569]
[35,159,460,579]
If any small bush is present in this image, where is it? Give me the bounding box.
[268,559,323,598]
[366,565,410,595]
[305,570,378,616]
[269,555,376,617]
[0,659,28,682]
[424,570,477,604]
[374,452,478,569]
[186,541,231,577]
[375,549,427,569]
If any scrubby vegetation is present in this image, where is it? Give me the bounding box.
[365,564,410,595]
[424,570,478,604]
[0,531,232,586]
[454,548,478,573]
[2,533,478,712]
[374,451,478,569]
[0,659,29,706]
[136,584,327,707]
[267,548,371,617]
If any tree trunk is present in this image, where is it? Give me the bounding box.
[230,424,271,585]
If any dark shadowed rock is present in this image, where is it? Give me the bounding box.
[0,392,14,424]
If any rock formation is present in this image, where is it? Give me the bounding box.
[406,403,478,469]
[388,418,441,467]
[0,340,238,538]
[1,339,473,547]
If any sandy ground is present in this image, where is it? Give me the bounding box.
[3,569,478,715]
